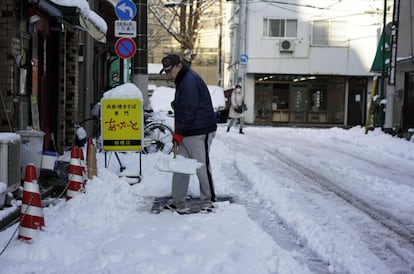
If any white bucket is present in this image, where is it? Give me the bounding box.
[41,151,58,171]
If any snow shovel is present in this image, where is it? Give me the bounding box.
[155,141,203,175]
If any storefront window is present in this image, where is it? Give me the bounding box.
[326,79,345,123]
[255,83,273,122]
[310,87,326,111]
[255,75,346,124]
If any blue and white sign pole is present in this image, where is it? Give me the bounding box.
[115,0,137,83]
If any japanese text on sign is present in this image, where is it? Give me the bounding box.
[101,98,143,151]
[115,20,137,38]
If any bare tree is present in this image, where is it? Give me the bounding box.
[148,0,216,65]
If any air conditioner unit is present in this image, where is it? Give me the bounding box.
[279,39,295,52]
[0,133,21,209]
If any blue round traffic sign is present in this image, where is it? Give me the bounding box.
[115,37,137,59]
[115,0,137,20]
[240,54,248,64]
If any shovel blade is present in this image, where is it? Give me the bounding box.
[156,155,203,175]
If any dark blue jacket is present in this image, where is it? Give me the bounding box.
[172,64,217,136]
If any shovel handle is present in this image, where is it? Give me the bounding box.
[173,141,178,158]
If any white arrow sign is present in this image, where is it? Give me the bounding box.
[115,20,137,38]
[115,0,137,20]
[118,3,133,15]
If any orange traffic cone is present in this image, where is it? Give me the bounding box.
[66,147,86,200]
[18,164,45,241]
[86,138,97,179]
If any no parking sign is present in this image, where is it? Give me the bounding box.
[115,37,136,59]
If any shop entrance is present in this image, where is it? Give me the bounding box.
[254,75,348,125]
[347,78,366,126]
[403,72,414,129]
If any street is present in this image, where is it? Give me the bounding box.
[212,125,414,273]
[0,125,413,273]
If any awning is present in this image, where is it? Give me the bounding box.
[79,11,107,43]
[370,30,390,73]
[28,0,107,43]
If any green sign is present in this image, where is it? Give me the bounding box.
[370,30,391,73]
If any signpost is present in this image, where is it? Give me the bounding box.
[115,37,137,59]
[114,0,137,83]
[107,1,142,182]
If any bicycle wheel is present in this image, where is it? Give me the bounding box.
[143,122,173,154]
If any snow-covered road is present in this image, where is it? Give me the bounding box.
[213,126,414,273]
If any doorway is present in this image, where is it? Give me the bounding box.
[347,78,366,126]
[403,72,414,129]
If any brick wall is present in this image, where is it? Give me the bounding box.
[57,31,79,151]
[0,0,19,131]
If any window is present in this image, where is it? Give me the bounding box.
[263,19,297,37]
[312,20,347,46]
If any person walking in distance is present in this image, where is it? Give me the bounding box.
[227,84,245,134]
[159,53,217,214]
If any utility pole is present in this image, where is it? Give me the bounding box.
[237,0,247,87]
[379,0,388,128]
[232,0,241,85]
[84,1,94,120]
[132,0,149,108]
[217,0,223,86]
[384,0,399,132]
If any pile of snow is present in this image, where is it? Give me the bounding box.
[103,83,143,99]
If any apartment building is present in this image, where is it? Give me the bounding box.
[225,0,389,127]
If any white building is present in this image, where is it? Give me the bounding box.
[225,0,390,126]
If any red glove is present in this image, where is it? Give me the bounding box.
[173,133,183,145]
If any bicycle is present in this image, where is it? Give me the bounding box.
[142,110,174,154]
[78,107,174,154]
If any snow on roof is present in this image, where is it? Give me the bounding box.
[50,0,107,33]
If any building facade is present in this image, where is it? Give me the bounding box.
[386,0,414,134]
[0,0,106,153]
[225,0,389,127]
